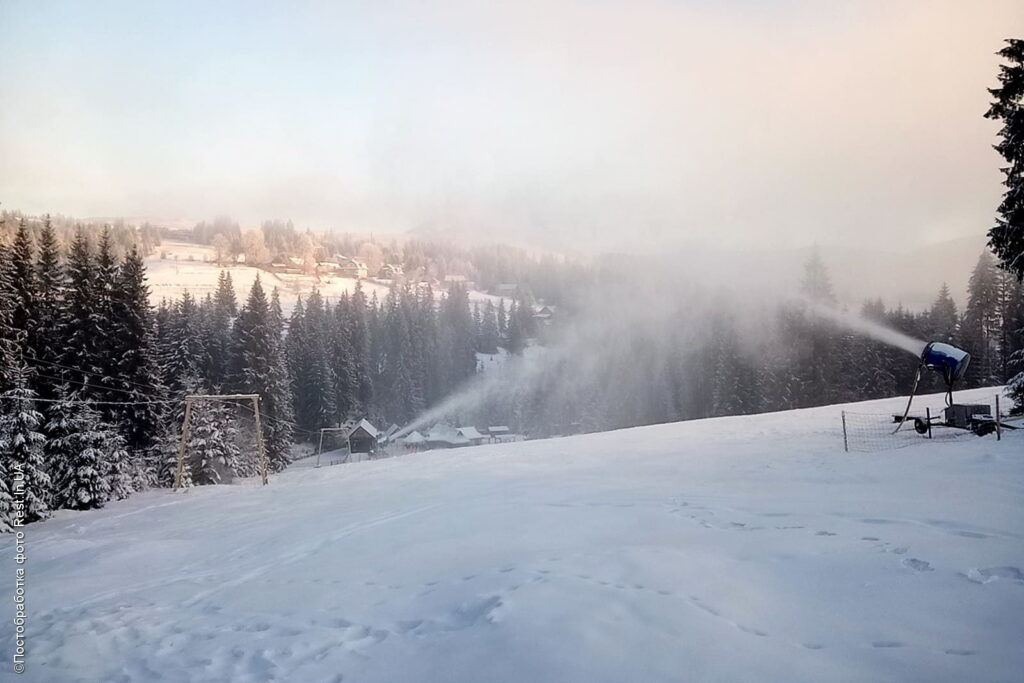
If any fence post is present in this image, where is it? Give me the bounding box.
[925,407,932,439]
[995,394,1001,442]
[842,411,849,452]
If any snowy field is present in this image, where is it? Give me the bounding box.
[145,242,507,313]
[3,388,1022,683]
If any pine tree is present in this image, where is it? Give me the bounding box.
[928,283,959,343]
[962,251,1002,387]
[350,283,374,412]
[0,237,20,391]
[110,247,165,467]
[32,216,63,399]
[480,300,500,354]
[985,39,1024,281]
[60,228,103,396]
[800,247,836,305]
[160,292,207,397]
[10,219,37,361]
[0,369,51,522]
[0,454,12,533]
[232,276,293,471]
[45,386,111,510]
[186,399,241,485]
[205,271,238,388]
[94,227,122,407]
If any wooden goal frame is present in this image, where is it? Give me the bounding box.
[173,394,268,489]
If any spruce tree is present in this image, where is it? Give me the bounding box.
[110,247,165,464]
[10,219,36,358]
[0,237,19,391]
[186,398,241,485]
[94,227,121,406]
[962,251,1002,387]
[232,277,293,471]
[929,283,959,343]
[0,368,50,522]
[32,216,63,399]
[985,39,1024,281]
[60,228,103,396]
[45,386,112,510]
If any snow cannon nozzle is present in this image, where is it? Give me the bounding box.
[920,342,970,385]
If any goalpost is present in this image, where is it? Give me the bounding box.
[173,394,269,489]
[315,427,351,468]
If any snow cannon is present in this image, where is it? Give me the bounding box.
[920,342,970,387]
[893,341,971,434]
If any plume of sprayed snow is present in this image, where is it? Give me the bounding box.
[802,300,927,358]
[393,267,933,441]
[394,270,714,439]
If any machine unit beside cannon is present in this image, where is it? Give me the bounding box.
[892,342,1014,438]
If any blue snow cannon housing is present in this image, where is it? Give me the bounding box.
[921,342,970,384]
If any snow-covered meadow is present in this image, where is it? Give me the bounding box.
[144,242,508,313]
[3,388,1022,683]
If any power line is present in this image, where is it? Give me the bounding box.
[27,357,165,396]
[0,394,175,406]
[29,370,163,402]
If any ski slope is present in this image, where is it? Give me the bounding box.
[3,388,1022,683]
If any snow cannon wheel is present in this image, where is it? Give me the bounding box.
[913,418,929,435]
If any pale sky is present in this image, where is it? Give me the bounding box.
[1,1,1021,251]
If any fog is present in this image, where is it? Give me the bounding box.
[1,0,1021,253]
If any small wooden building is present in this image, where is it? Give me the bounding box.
[348,419,379,454]
[456,426,487,446]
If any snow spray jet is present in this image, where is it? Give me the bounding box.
[800,299,927,358]
[797,298,971,430]
[393,345,561,440]
[394,269,718,439]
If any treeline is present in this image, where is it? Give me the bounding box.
[0,217,299,530]
[0,215,546,531]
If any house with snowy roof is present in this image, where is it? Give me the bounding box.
[334,255,368,279]
[347,419,379,454]
[456,426,487,445]
[400,430,426,451]
[425,424,470,449]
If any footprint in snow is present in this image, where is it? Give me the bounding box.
[902,558,934,572]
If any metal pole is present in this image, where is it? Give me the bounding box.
[841,411,849,453]
[315,428,325,468]
[173,399,194,490]
[925,407,932,439]
[995,394,1001,442]
[252,396,269,485]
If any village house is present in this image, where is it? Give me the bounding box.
[424,423,471,449]
[456,426,487,446]
[347,419,379,454]
[378,263,404,279]
[533,304,557,325]
[335,255,368,279]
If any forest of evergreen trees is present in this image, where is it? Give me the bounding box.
[1,211,1022,532]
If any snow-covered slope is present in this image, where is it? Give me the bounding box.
[4,388,1022,683]
[145,242,506,313]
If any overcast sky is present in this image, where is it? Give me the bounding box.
[1,1,1021,252]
